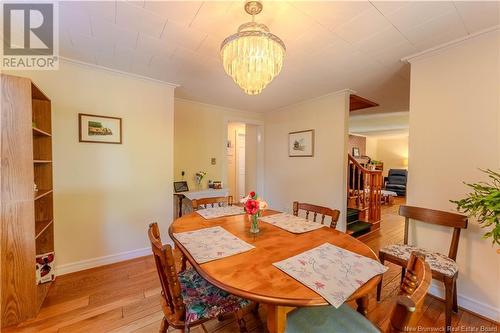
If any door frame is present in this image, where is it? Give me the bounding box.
[222,117,265,199]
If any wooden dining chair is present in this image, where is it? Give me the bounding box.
[285,252,432,333]
[292,201,340,229]
[192,196,233,210]
[376,205,468,332]
[148,222,252,333]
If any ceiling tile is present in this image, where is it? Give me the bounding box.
[116,1,167,38]
[136,33,176,59]
[60,1,116,23]
[404,10,467,50]
[334,5,392,44]
[70,31,113,58]
[454,1,500,33]
[161,20,207,51]
[189,2,239,39]
[381,1,455,35]
[291,1,372,30]
[91,17,138,50]
[353,26,409,54]
[144,1,202,26]
[60,5,92,36]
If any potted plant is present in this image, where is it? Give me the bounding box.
[451,169,500,248]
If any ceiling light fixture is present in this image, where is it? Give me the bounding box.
[220,0,286,95]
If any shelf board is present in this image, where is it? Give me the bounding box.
[34,160,52,163]
[34,189,53,200]
[35,220,53,239]
[32,127,52,137]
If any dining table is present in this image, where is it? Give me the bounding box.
[169,209,383,333]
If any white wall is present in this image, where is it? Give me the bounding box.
[8,60,175,273]
[174,98,264,191]
[264,91,350,230]
[245,124,258,195]
[365,134,409,177]
[227,122,245,198]
[407,30,500,321]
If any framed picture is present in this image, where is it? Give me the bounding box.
[174,181,189,193]
[289,129,314,157]
[79,113,122,144]
[352,147,360,157]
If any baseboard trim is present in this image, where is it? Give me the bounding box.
[429,282,500,322]
[56,247,153,276]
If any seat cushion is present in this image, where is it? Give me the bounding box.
[179,268,251,324]
[286,304,380,333]
[380,244,458,277]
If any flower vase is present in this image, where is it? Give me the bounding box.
[249,214,260,234]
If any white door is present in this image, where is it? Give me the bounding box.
[236,132,246,199]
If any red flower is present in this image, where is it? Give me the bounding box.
[245,199,260,215]
[249,191,256,199]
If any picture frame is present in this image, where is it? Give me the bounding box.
[79,113,122,144]
[174,181,189,193]
[352,147,360,157]
[289,129,314,157]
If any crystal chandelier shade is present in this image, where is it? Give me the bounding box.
[220,2,286,95]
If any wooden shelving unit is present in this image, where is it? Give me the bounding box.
[1,74,54,328]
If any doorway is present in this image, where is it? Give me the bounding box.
[226,122,259,200]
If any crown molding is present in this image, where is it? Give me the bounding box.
[402,26,500,63]
[60,57,179,88]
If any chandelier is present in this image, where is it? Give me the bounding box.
[220,1,286,95]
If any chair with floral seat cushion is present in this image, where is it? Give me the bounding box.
[286,252,432,333]
[376,205,467,333]
[148,222,252,333]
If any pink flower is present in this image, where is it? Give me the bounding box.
[249,191,256,199]
[314,281,325,289]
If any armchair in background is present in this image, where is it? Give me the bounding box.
[384,169,408,196]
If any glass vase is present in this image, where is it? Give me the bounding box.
[249,214,260,234]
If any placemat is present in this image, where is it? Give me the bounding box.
[196,205,244,219]
[273,243,388,307]
[260,212,326,233]
[173,226,254,264]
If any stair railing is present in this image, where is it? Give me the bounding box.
[347,154,383,223]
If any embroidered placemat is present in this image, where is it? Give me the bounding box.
[196,205,245,219]
[173,226,254,264]
[273,243,388,307]
[259,212,326,233]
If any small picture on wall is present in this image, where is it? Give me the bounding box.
[289,129,314,157]
[79,113,122,144]
[352,147,360,157]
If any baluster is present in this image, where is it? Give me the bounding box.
[313,212,317,222]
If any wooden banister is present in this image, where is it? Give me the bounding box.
[347,154,383,225]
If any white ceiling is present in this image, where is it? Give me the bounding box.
[58,1,499,112]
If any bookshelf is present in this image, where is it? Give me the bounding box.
[1,74,54,327]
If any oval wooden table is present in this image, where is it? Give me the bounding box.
[169,210,382,333]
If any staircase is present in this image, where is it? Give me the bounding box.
[346,154,383,237]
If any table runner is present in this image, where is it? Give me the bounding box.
[273,243,388,307]
[259,212,326,233]
[196,205,244,219]
[173,226,254,264]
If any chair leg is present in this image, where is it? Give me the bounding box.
[159,317,169,333]
[235,309,248,333]
[400,267,406,284]
[444,276,455,332]
[452,278,459,313]
[376,252,385,302]
[181,254,187,272]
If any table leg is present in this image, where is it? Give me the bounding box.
[267,305,294,333]
[356,296,369,317]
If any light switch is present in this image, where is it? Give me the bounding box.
[211,158,216,165]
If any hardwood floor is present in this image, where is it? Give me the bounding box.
[5,198,498,332]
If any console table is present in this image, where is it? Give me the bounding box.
[174,188,229,218]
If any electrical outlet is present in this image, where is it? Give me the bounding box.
[211,158,216,165]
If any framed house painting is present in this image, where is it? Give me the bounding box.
[79,113,122,144]
[289,129,314,157]
[352,147,360,157]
